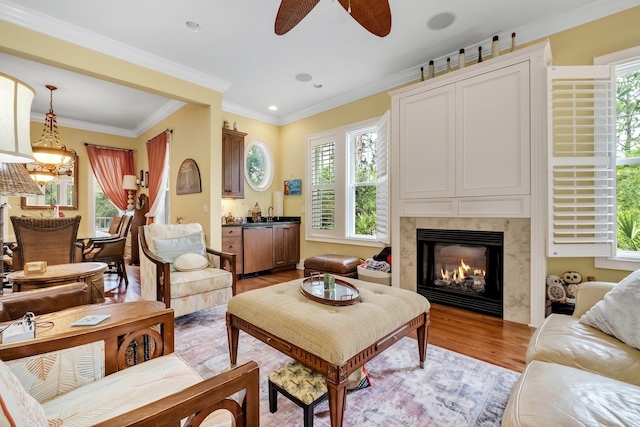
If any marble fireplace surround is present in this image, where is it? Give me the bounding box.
[400,217,531,325]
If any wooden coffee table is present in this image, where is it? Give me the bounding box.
[8,262,108,303]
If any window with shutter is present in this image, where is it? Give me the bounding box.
[547,65,616,257]
[306,112,390,246]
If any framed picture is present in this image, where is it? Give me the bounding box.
[284,179,302,195]
[176,158,202,195]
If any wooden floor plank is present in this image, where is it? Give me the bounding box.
[105,266,533,372]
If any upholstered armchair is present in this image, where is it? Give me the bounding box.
[10,216,83,271]
[139,223,236,317]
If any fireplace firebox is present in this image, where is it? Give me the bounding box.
[417,229,504,318]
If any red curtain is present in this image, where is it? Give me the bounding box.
[85,145,134,211]
[146,132,168,223]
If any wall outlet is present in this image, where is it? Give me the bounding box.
[301,206,305,214]
[2,321,35,344]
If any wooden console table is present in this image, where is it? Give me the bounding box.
[8,262,108,303]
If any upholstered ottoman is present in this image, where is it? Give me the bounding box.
[268,361,328,427]
[304,254,361,278]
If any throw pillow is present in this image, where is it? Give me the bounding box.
[174,253,210,272]
[579,269,640,350]
[0,358,48,426]
[152,232,206,264]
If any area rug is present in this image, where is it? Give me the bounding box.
[175,306,519,427]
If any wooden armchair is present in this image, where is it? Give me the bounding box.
[139,223,236,317]
[10,215,83,271]
[83,215,133,285]
[0,302,259,426]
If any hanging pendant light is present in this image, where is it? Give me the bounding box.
[0,73,37,164]
[31,85,76,170]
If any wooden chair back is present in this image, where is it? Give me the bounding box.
[108,216,123,234]
[10,216,82,270]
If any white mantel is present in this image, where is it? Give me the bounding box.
[390,41,552,327]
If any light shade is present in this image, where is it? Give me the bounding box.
[29,169,57,185]
[122,174,138,190]
[0,73,36,164]
[0,163,43,196]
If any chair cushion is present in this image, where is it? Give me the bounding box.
[174,253,210,272]
[502,360,640,427]
[170,268,233,298]
[5,342,104,404]
[41,353,201,426]
[153,231,206,268]
[527,313,640,386]
[0,358,48,427]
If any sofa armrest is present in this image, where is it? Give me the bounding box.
[0,282,91,321]
[206,247,237,295]
[94,361,260,427]
[572,281,616,318]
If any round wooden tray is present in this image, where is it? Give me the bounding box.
[300,276,360,306]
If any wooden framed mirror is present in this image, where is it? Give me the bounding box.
[21,157,78,210]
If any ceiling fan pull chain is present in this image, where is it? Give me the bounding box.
[348,0,351,14]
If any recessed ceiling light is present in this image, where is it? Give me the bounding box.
[427,12,456,30]
[295,73,312,82]
[268,105,278,111]
[185,21,201,32]
[314,84,323,89]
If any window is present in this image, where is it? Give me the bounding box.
[549,46,640,270]
[306,112,389,246]
[91,175,120,232]
[244,140,274,192]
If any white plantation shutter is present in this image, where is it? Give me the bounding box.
[310,140,336,230]
[547,65,617,257]
[376,110,390,244]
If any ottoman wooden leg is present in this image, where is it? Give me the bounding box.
[327,381,347,427]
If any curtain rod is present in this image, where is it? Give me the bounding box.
[84,143,135,152]
[147,129,173,143]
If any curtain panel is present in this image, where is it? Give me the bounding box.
[85,145,134,211]
[146,132,169,223]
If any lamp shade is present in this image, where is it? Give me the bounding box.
[122,174,138,190]
[0,163,43,196]
[0,73,36,164]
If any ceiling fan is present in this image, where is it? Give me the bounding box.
[275,0,391,37]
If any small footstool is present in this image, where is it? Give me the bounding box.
[268,361,328,427]
[303,254,361,278]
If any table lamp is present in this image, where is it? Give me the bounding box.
[122,174,138,211]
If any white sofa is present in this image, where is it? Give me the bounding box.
[139,223,236,317]
[502,279,640,426]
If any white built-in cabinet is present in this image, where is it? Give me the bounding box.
[398,61,530,204]
[390,40,553,328]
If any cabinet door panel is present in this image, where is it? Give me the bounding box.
[243,227,273,274]
[399,85,456,199]
[456,62,530,196]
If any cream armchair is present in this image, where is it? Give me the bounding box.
[139,223,236,317]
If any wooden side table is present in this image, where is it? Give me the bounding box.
[8,262,108,303]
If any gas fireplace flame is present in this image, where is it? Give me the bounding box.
[440,259,486,283]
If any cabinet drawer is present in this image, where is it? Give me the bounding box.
[223,226,243,237]
[222,236,242,254]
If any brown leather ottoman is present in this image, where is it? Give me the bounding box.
[303,254,361,278]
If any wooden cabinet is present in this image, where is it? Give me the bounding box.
[221,226,243,276]
[222,128,247,198]
[397,61,530,201]
[273,223,299,271]
[243,227,274,274]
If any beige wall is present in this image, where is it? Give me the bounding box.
[3,6,640,276]
[220,112,281,223]
[0,20,225,248]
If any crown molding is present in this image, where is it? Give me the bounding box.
[132,100,186,137]
[0,1,231,93]
[222,100,280,126]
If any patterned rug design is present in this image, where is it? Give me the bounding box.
[175,305,519,427]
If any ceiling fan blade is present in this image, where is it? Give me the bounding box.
[275,0,320,35]
[338,0,391,37]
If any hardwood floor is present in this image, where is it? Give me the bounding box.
[106,266,534,372]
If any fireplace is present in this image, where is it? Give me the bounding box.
[417,228,504,318]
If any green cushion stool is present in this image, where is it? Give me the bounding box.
[268,361,328,427]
